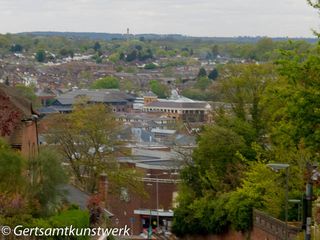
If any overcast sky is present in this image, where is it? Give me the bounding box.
[0,0,319,37]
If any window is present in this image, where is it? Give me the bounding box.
[120,187,130,202]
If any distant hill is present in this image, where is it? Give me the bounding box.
[19,31,318,43]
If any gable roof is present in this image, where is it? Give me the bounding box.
[0,83,36,118]
[0,83,38,146]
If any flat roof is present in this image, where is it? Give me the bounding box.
[145,100,210,110]
[151,129,176,134]
[134,209,174,217]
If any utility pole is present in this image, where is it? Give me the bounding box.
[304,162,320,240]
[148,209,152,240]
[156,175,159,233]
[305,180,312,240]
[267,163,289,240]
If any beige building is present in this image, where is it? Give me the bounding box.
[143,97,211,123]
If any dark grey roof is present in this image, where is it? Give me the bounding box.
[38,106,59,114]
[61,184,114,217]
[44,105,72,113]
[175,134,196,146]
[61,184,89,210]
[141,160,181,167]
[140,129,155,142]
[143,91,157,97]
[55,89,135,106]
[145,101,209,109]
[55,97,74,105]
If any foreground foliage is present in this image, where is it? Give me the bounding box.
[173,45,320,235]
[47,103,144,194]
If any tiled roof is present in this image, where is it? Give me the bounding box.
[0,83,37,146]
[0,83,35,117]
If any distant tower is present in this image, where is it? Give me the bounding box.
[126,28,130,41]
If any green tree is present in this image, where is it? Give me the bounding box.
[181,88,214,101]
[90,76,120,89]
[35,49,46,62]
[251,43,319,164]
[173,125,249,236]
[126,49,138,61]
[208,68,218,80]
[195,76,211,90]
[93,41,101,52]
[14,84,40,108]
[47,104,143,194]
[218,63,276,138]
[192,125,247,192]
[0,138,25,195]
[197,67,207,78]
[10,44,23,52]
[253,37,274,60]
[29,147,67,216]
[173,51,316,237]
[144,63,157,69]
[119,52,125,61]
[149,80,170,98]
[211,45,219,58]
[59,48,74,58]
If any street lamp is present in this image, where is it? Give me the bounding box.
[146,183,153,240]
[146,172,168,233]
[267,163,290,240]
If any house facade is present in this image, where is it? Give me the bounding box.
[0,83,39,159]
[103,150,180,236]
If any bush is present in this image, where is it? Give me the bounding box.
[225,192,255,231]
[91,76,120,89]
[35,49,46,62]
[172,196,229,236]
[144,63,157,69]
[49,209,90,229]
[149,80,170,98]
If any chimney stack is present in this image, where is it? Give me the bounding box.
[98,173,108,203]
[5,76,9,86]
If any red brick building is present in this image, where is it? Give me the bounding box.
[105,154,180,236]
[0,83,39,159]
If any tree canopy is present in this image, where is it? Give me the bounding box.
[47,103,143,194]
[149,80,170,98]
[173,49,318,235]
[90,76,120,89]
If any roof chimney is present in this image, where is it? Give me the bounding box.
[5,77,9,86]
[98,173,108,203]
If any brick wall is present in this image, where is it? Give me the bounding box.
[106,169,178,235]
[179,210,302,240]
[181,231,248,240]
[21,120,38,159]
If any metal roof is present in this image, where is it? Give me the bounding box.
[54,89,135,105]
[134,209,174,217]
